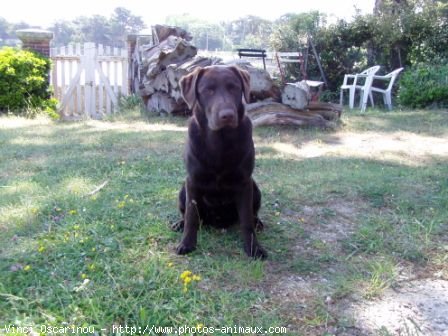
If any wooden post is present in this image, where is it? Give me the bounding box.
[308,36,328,87]
[83,42,96,118]
[127,34,137,94]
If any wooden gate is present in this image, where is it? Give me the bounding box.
[51,42,128,119]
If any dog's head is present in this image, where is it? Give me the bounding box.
[180,65,251,131]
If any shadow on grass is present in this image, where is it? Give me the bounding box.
[342,108,448,136]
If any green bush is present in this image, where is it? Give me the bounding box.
[398,64,448,108]
[0,47,58,117]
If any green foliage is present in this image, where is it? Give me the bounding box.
[271,1,448,100]
[398,64,448,108]
[0,47,57,117]
[118,94,143,110]
[313,18,370,92]
[50,7,146,47]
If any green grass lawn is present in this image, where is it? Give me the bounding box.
[1,109,447,335]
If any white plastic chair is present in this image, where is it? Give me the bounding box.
[368,67,404,110]
[340,66,381,112]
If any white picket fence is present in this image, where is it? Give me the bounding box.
[50,42,128,119]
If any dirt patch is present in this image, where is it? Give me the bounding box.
[267,198,448,335]
[267,131,448,166]
[346,279,448,335]
[283,199,365,253]
[269,274,317,304]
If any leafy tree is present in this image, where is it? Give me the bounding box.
[48,7,146,47]
[269,11,324,51]
[271,2,448,95]
[223,16,273,49]
[74,15,112,46]
[0,18,30,46]
[51,21,78,46]
[165,14,224,50]
[110,7,146,47]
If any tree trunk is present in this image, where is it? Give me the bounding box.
[246,101,339,128]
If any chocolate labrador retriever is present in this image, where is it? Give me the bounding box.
[173,65,267,259]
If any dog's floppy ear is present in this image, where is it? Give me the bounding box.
[180,67,202,109]
[231,66,251,104]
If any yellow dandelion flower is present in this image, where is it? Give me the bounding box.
[38,246,46,253]
[196,323,204,330]
[167,262,174,267]
[31,207,39,214]
[81,273,87,279]
[69,210,77,215]
[24,265,31,271]
[117,201,126,209]
[192,275,201,281]
[180,270,192,279]
[183,276,192,284]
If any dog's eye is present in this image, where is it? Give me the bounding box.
[226,83,238,92]
[204,87,215,95]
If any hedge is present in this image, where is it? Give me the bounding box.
[0,47,57,117]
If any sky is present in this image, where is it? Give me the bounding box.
[2,0,374,28]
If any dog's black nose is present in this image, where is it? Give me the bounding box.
[219,109,236,123]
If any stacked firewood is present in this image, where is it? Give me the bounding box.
[137,33,220,115]
[136,25,342,126]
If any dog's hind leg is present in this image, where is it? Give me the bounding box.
[171,183,186,232]
[176,178,201,255]
[252,180,264,232]
[238,181,267,259]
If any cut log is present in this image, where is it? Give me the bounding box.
[246,101,337,128]
[307,102,343,118]
[226,60,281,102]
[281,82,310,110]
[166,56,223,102]
[153,24,193,43]
[137,34,211,115]
[142,70,169,94]
[144,92,187,115]
[141,36,198,80]
[250,112,333,128]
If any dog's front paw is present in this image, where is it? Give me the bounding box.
[176,241,196,255]
[245,243,268,260]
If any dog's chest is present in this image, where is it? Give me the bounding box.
[200,152,246,188]
[190,143,250,191]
